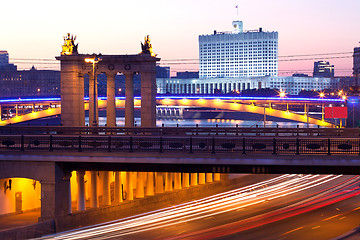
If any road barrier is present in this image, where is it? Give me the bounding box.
[0,134,359,156]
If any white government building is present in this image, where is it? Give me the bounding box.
[199,21,278,78]
[156,21,338,95]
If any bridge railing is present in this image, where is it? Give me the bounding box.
[0,134,359,156]
[0,126,359,137]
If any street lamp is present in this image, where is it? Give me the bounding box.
[84,55,102,127]
[279,89,286,98]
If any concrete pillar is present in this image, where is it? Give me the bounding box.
[89,72,99,127]
[126,172,134,201]
[155,172,164,193]
[114,172,123,203]
[199,173,206,185]
[56,56,85,126]
[146,172,154,196]
[79,72,85,126]
[125,73,134,127]
[182,173,190,188]
[0,104,2,121]
[15,104,19,116]
[221,173,229,181]
[174,172,182,190]
[214,173,221,181]
[102,171,111,206]
[90,171,98,208]
[106,73,116,127]
[141,71,157,127]
[77,170,86,211]
[190,173,198,186]
[165,172,173,192]
[136,172,145,198]
[206,173,213,183]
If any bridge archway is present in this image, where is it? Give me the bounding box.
[159,98,333,127]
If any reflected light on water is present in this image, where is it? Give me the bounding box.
[86,117,318,128]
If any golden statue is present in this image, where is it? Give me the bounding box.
[140,35,157,57]
[61,33,78,55]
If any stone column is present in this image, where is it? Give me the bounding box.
[199,173,206,185]
[146,172,154,196]
[136,172,145,198]
[214,173,221,181]
[125,73,134,127]
[140,71,157,127]
[182,173,190,188]
[190,173,198,186]
[165,172,173,192]
[174,172,182,190]
[126,172,134,201]
[79,71,85,126]
[39,163,72,221]
[206,173,213,183]
[114,172,122,203]
[89,72,99,127]
[90,171,98,208]
[102,171,111,206]
[56,56,84,126]
[107,73,116,127]
[155,172,164,193]
[77,170,86,211]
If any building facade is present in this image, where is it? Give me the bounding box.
[313,61,334,78]
[0,51,17,71]
[354,47,360,77]
[199,21,278,78]
[157,76,339,95]
[0,66,60,98]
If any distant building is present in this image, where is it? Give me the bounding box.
[0,66,60,98]
[199,21,278,78]
[313,61,334,78]
[354,47,360,76]
[157,76,339,95]
[175,71,199,79]
[0,51,17,71]
[156,66,170,78]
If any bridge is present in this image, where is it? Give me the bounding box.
[0,96,345,127]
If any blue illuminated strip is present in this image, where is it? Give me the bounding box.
[155,95,345,103]
[0,97,61,103]
[0,95,344,103]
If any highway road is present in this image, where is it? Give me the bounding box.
[39,174,360,240]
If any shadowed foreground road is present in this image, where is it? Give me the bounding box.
[38,174,360,240]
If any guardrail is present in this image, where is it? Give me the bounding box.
[0,135,359,155]
[0,126,359,137]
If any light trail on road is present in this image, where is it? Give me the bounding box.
[38,174,360,240]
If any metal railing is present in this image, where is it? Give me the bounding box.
[0,126,359,137]
[1,134,359,156]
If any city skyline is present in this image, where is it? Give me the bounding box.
[1,0,360,76]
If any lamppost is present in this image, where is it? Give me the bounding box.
[85,55,102,127]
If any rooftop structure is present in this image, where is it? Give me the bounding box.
[313,61,334,78]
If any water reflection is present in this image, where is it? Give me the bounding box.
[87,117,318,128]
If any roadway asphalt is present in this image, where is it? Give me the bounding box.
[35,175,360,240]
[37,174,360,240]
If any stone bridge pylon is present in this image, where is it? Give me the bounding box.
[56,34,160,127]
